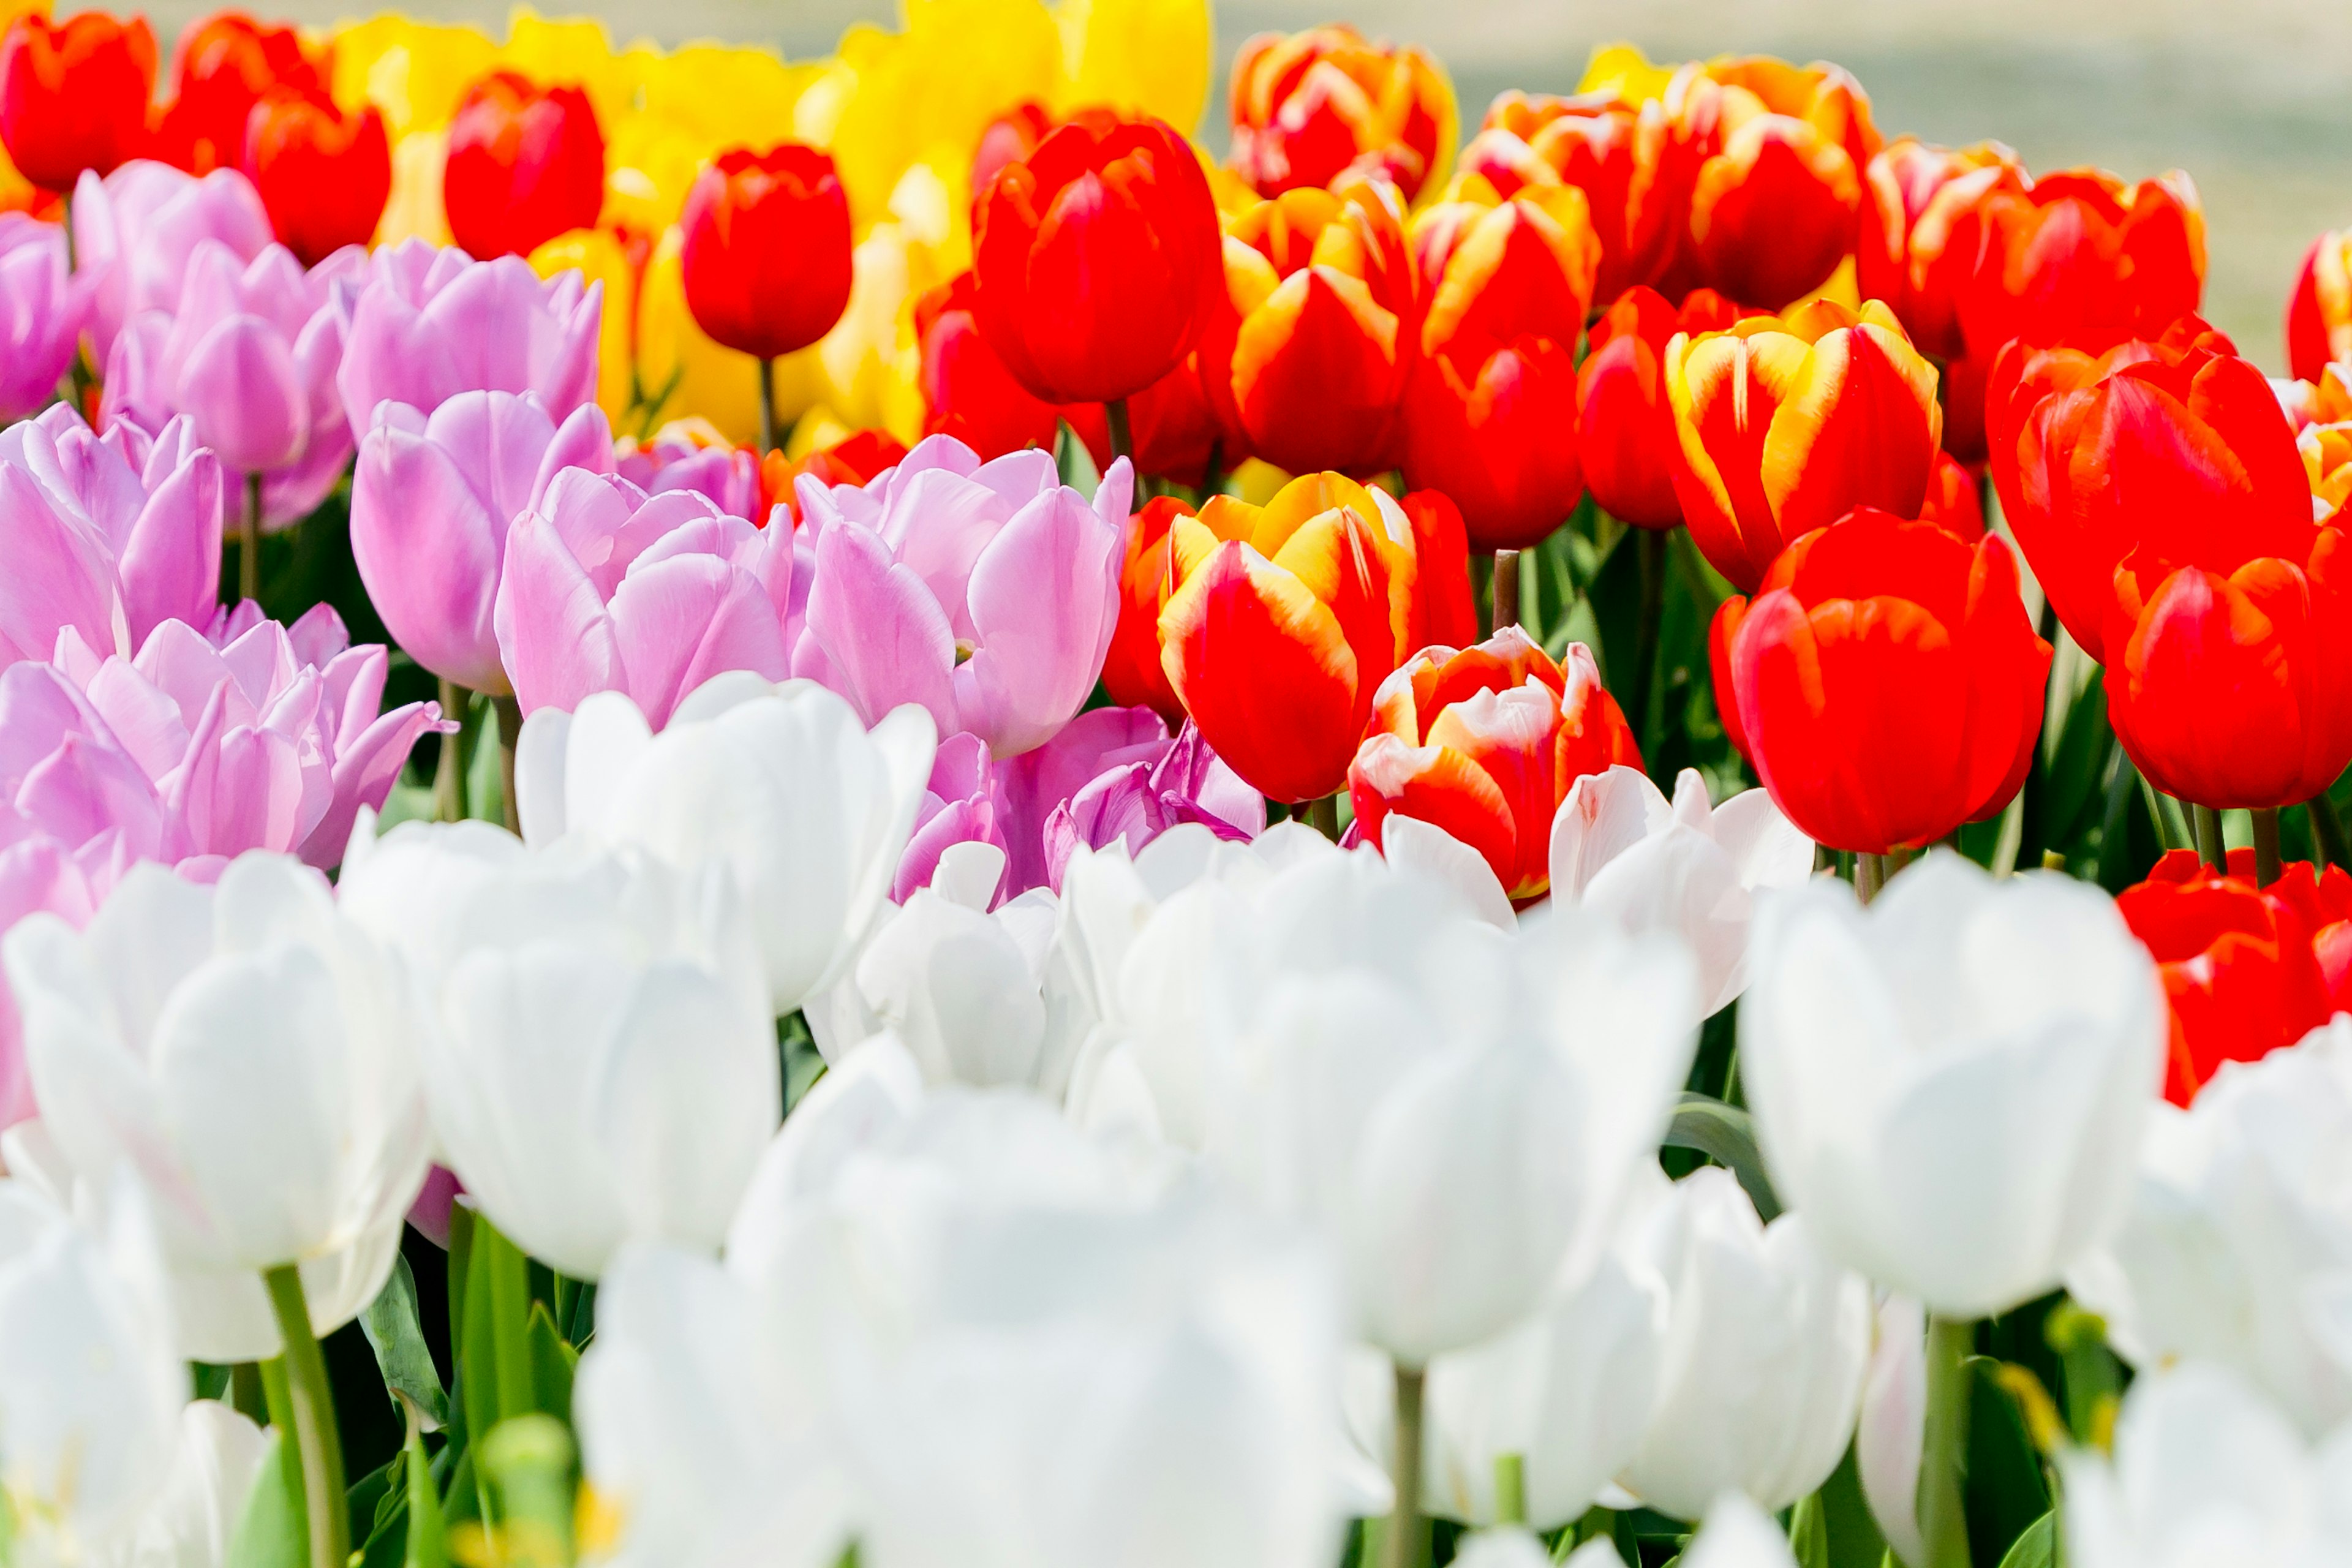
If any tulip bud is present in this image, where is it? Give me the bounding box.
[443,69,606,260]
[70,160,276,369]
[680,144,853,363]
[1101,494,1194,726]
[1474,91,1679,302]
[1228,24,1458,204]
[0,12,157,192]
[1959,164,2204,361]
[1858,137,2021,360]
[914,270,1074,460]
[1578,284,1752,531]
[154,12,327,176]
[1401,488,1479,649]
[2289,228,2352,385]
[243,88,393,267]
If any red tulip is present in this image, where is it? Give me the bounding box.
[1227,24,1457,205]
[1958,165,2204,361]
[971,101,1054,208]
[915,270,1068,459]
[2118,847,2351,1104]
[1917,450,1984,543]
[443,70,605,260]
[1858,137,2021,360]
[973,113,1221,405]
[1400,489,1477,650]
[1711,508,2050,853]
[1577,284,1751,530]
[154,10,326,175]
[0,11,157,192]
[244,88,390,266]
[1101,493,1193,726]
[1470,91,1679,303]
[2288,228,2352,386]
[760,429,908,527]
[680,143,853,363]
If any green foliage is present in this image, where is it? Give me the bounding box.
[226,1431,305,1568]
[361,1254,450,1431]
[1662,1093,1781,1223]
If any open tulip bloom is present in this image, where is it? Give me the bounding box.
[9,10,2352,1568]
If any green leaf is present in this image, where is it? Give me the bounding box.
[190,1362,233,1402]
[1817,1441,1888,1568]
[225,1431,306,1568]
[1964,1357,2051,1565]
[780,1009,827,1115]
[1054,420,1101,497]
[463,692,504,826]
[404,1396,450,1568]
[526,1303,578,1425]
[1789,1491,1830,1568]
[459,1207,537,1441]
[1992,1513,2054,1568]
[361,1253,449,1430]
[1662,1093,1782,1222]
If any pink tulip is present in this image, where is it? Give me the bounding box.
[614,424,761,521]
[352,391,615,695]
[894,729,1011,903]
[0,404,224,668]
[0,214,88,420]
[791,435,1133,759]
[336,239,603,435]
[1041,719,1261,890]
[70,159,274,368]
[101,238,363,527]
[492,469,793,728]
[0,836,107,1129]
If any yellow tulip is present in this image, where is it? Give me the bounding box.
[1578,42,1679,107]
[330,15,499,139]
[636,45,817,148]
[499,10,640,130]
[529,226,638,426]
[1051,0,1209,135]
[378,129,454,247]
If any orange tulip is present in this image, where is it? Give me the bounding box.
[1467,89,1678,302]
[1206,177,1418,476]
[1958,165,2204,361]
[1401,182,1601,548]
[1349,629,1638,900]
[1157,472,1419,804]
[1101,493,1193,727]
[2304,419,2352,523]
[1858,137,2021,360]
[1227,24,1457,205]
[2288,228,2352,386]
[1665,298,1943,592]
[1578,284,1754,530]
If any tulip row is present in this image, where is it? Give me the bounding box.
[5,4,2352,1568]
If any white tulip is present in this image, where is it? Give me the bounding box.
[1683,1492,1804,1568]
[99,1400,272,1568]
[1741,853,2167,1317]
[2069,1017,2352,1436]
[3,855,431,1362]
[514,673,936,1014]
[1449,1528,1558,1568]
[1619,1167,1871,1520]
[1547,766,1814,1013]
[1854,1293,1928,1568]
[2062,1363,2352,1567]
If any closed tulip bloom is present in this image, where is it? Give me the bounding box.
[0,213,85,420]
[2288,228,2352,385]
[102,238,362,527]
[973,113,1220,405]
[1666,300,1943,592]
[1472,91,1678,303]
[514,678,935,1012]
[243,88,393,266]
[1988,318,2310,662]
[443,70,604,260]
[1958,165,2204,361]
[616,420,761,522]
[1158,472,1420,804]
[1351,631,1639,902]
[913,270,1071,461]
[1403,184,1601,548]
[1228,24,1457,203]
[351,390,614,695]
[0,405,222,669]
[1211,179,1417,475]
[497,470,793,728]
[679,144,853,362]
[1578,285,1750,531]
[1619,1169,1872,1520]
[1714,510,2049,853]
[4,854,432,1362]
[1858,137,2021,360]
[1039,721,1261,892]
[336,238,604,432]
[1743,854,2169,1317]
[1100,494,1193,726]
[1548,766,1814,1015]
[0,12,157,192]
[70,159,275,367]
[759,429,907,528]
[153,12,326,176]
[1917,449,1985,541]
[1402,488,1479,648]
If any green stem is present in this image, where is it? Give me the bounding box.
[2313,791,2351,871]
[756,354,777,459]
[2253,806,2283,887]
[434,679,466,823]
[1307,793,1340,842]
[1491,548,1520,635]
[1493,1452,1525,1528]
[1384,1363,1427,1568]
[1634,527,1666,747]
[263,1265,350,1568]
[494,694,524,837]
[2140,777,2189,853]
[2193,803,2228,875]
[1105,396,1134,467]
[241,471,263,607]
[1917,1315,1974,1568]
[1856,851,1886,904]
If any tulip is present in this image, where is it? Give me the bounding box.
[1099,494,1193,726]
[101,237,361,530]
[341,824,777,1280]
[1065,354,1229,489]
[336,238,604,432]
[0,12,157,192]
[616,418,760,522]
[352,391,614,696]
[513,678,935,1013]
[1854,1294,1928,1566]
[1958,165,2204,362]
[1712,510,2050,854]
[1041,720,1262,892]
[0,842,107,1132]
[2116,849,2348,1103]
[1209,179,1418,475]
[760,429,906,527]
[1228,24,1457,204]
[790,436,1131,758]
[496,469,793,728]
[680,144,853,368]
[0,404,222,668]
[1986,319,2312,663]
[1402,184,1601,548]
[3,854,432,1362]
[153,11,326,176]
[1858,137,2020,360]
[105,1398,273,1568]
[2305,417,2352,522]
[972,100,1054,204]
[913,268,1070,461]
[1683,1495,1810,1568]
[1548,765,1814,1014]
[2070,1017,2352,1438]
[70,159,275,367]
[1159,472,1421,804]
[1350,631,1639,902]
[443,69,605,260]
[1402,488,1479,649]
[892,733,1010,906]
[0,211,85,420]
[1619,1169,1872,1520]
[2060,1365,2352,1567]
[1577,285,1751,531]
[973,111,1219,410]
[243,88,393,267]
[1917,449,1984,541]
[2288,228,2352,385]
[1471,91,1678,303]
[1742,854,2168,1317]
[1665,300,1943,593]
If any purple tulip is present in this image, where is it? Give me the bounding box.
[0,214,88,420]
[790,435,1133,759]
[70,159,274,368]
[336,239,603,435]
[351,391,614,696]
[101,238,363,527]
[492,469,793,728]
[615,423,761,521]
[1041,720,1262,890]
[0,405,224,669]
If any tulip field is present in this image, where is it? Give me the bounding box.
[9,1,2352,1566]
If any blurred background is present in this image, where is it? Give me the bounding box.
[81,0,2352,369]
